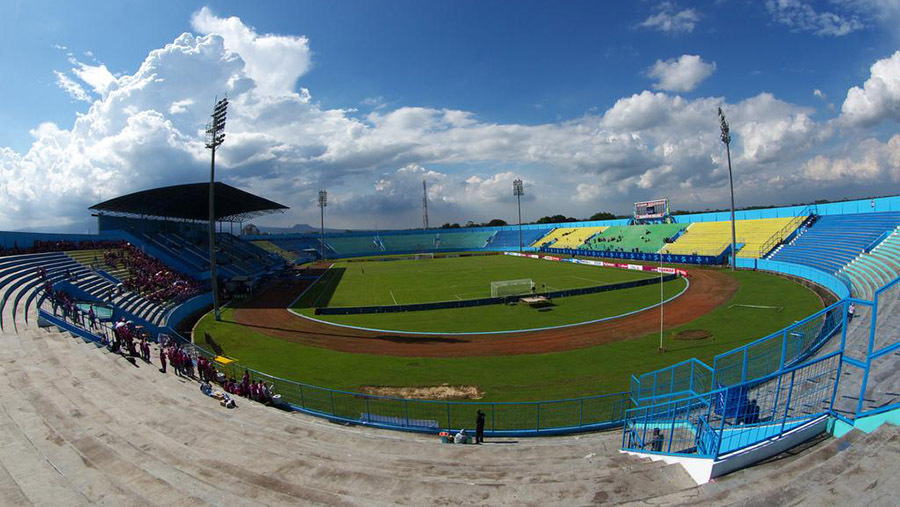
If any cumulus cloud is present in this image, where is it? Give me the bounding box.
[841,50,900,127]
[71,62,116,95]
[802,135,900,182]
[54,71,91,102]
[3,8,898,230]
[638,2,700,35]
[190,6,311,97]
[764,0,864,36]
[647,55,716,92]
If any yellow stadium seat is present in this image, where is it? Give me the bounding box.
[531,226,607,249]
[661,217,804,258]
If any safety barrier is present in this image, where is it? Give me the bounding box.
[317,274,678,315]
[542,247,727,266]
[623,352,841,459]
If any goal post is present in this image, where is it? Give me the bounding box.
[490,278,535,298]
[414,253,435,260]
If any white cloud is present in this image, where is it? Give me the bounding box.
[764,0,864,36]
[813,88,826,100]
[190,6,311,97]
[639,2,700,35]
[647,55,716,92]
[5,8,899,231]
[802,135,900,182]
[72,62,116,95]
[841,50,900,127]
[53,71,91,102]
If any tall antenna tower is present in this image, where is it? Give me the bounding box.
[422,179,429,229]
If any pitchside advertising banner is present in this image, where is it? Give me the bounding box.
[504,251,688,276]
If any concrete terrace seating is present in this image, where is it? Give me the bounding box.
[770,212,900,274]
[534,226,607,249]
[0,325,701,505]
[839,228,900,300]
[2,301,897,504]
[583,224,685,254]
[661,217,799,258]
[266,236,332,259]
[325,235,385,256]
[487,227,553,249]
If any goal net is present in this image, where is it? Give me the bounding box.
[490,279,535,298]
[414,253,435,260]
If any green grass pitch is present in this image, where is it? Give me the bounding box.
[292,254,684,333]
[196,266,825,401]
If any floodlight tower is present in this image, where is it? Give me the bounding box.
[513,178,524,252]
[205,97,227,321]
[318,190,328,261]
[422,179,429,230]
[719,107,737,272]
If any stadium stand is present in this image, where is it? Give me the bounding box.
[325,235,385,255]
[583,224,685,254]
[661,217,800,258]
[485,227,553,249]
[769,212,900,274]
[265,236,332,259]
[432,230,494,250]
[839,227,900,299]
[533,226,607,249]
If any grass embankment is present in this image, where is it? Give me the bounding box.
[195,269,823,402]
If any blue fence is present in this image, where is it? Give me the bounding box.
[543,247,727,266]
[623,352,841,459]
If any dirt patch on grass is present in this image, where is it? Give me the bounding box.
[674,329,712,341]
[359,385,484,400]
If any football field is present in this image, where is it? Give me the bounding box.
[297,254,657,308]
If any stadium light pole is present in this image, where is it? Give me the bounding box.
[513,178,524,252]
[659,254,665,352]
[318,190,327,261]
[206,97,227,321]
[719,107,737,272]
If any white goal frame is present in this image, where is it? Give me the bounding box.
[491,278,535,298]
[414,253,435,260]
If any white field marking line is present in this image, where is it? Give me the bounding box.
[729,304,785,312]
[389,290,398,305]
[311,265,342,308]
[454,294,463,300]
[287,264,332,309]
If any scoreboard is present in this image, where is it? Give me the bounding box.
[634,198,669,220]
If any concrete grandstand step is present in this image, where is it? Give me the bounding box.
[8,329,298,506]
[0,325,700,504]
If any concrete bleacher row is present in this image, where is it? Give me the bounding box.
[134,232,284,280]
[0,251,178,334]
[660,217,799,258]
[3,269,898,504]
[839,228,900,300]
[770,212,900,275]
[584,223,684,254]
[268,229,544,258]
[535,226,607,249]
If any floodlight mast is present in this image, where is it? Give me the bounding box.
[318,190,327,261]
[513,179,524,252]
[205,97,227,321]
[719,107,737,272]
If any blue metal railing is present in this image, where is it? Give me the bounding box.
[623,352,842,459]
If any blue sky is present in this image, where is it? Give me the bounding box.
[1,0,899,231]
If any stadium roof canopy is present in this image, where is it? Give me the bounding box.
[89,182,288,222]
